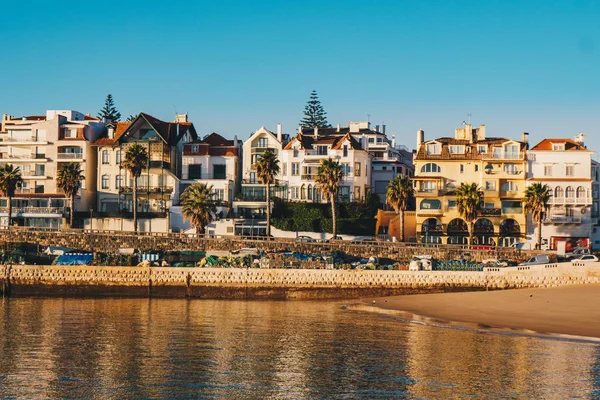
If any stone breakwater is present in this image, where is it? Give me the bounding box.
[1,262,599,299]
[0,229,545,264]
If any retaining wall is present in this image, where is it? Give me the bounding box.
[2,262,599,299]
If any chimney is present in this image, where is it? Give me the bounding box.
[478,124,486,140]
[175,112,188,123]
[417,129,425,148]
[522,132,529,144]
[277,123,282,143]
[314,126,318,139]
[374,125,379,133]
[361,133,367,149]
[234,135,239,147]
[298,125,302,134]
[382,124,386,134]
[391,133,396,149]
[336,124,341,132]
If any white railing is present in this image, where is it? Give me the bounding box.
[57,153,84,160]
[544,216,582,224]
[549,197,591,205]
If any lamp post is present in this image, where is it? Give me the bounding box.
[90,207,93,231]
[251,214,255,238]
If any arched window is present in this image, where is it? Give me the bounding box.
[420,163,441,173]
[420,199,442,210]
[447,218,468,234]
[555,186,564,198]
[301,185,306,200]
[576,186,586,198]
[101,150,109,164]
[422,218,443,233]
[500,219,521,236]
[307,185,313,201]
[474,218,494,233]
[566,186,575,198]
[503,163,518,175]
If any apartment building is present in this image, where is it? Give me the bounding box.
[281,127,370,202]
[181,132,242,210]
[0,110,105,228]
[92,113,197,232]
[527,134,596,250]
[412,123,528,246]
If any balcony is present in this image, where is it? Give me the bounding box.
[481,152,526,161]
[0,207,65,215]
[483,189,499,197]
[502,207,523,214]
[416,189,440,197]
[500,190,521,199]
[184,173,234,181]
[1,136,47,144]
[549,197,591,205]
[417,209,443,217]
[480,208,501,216]
[0,154,47,162]
[544,216,582,224]
[301,174,316,181]
[118,186,173,194]
[57,152,84,160]
[241,179,286,186]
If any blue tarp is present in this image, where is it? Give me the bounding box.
[56,253,93,265]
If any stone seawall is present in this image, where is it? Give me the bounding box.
[0,229,545,264]
[2,263,599,299]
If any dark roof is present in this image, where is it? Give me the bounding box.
[284,132,364,151]
[201,132,234,146]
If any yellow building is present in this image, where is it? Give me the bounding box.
[412,124,528,246]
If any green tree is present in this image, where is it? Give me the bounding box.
[524,183,551,249]
[456,182,483,245]
[386,175,414,242]
[315,158,343,238]
[300,90,331,128]
[122,144,148,233]
[56,162,84,228]
[97,94,122,122]
[180,183,217,237]
[126,114,137,122]
[255,149,280,237]
[0,164,23,228]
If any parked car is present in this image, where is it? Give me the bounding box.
[296,235,313,243]
[571,254,599,263]
[566,248,591,260]
[518,254,550,266]
[351,236,377,244]
[482,258,508,267]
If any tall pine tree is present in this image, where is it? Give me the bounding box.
[300,90,331,128]
[97,94,122,122]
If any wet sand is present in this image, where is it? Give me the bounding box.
[364,284,600,339]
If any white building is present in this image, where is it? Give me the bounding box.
[281,127,371,202]
[0,110,105,228]
[527,135,596,250]
[91,113,197,232]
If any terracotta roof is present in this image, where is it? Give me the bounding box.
[84,115,100,121]
[530,138,590,151]
[284,132,364,151]
[92,121,131,146]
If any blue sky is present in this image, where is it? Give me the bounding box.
[1,0,599,152]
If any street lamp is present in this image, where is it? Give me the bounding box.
[251,214,255,238]
[90,207,93,231]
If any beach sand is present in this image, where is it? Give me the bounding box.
[364,284,600,339]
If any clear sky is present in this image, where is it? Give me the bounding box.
[1,0,599,152]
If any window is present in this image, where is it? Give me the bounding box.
[282,163,287,176]
[447,199,457,208]
[258,138,268,148]
[368,138,375,143]
[420,181,436,192]
[555,186,564,198]
[212,189,225,201]
[213,165,226,180]
[251,154,260,165]
[478,145,487,154]
[341,163,350,176]
[420,163,441,173]
[301,185,306,200]
[502,181,518,192]
[64,129,77,139]
[503,163,518,175]
[484,202,495,209]
[291,163,299,176]
[354,186,361,201]
[475,165,479,172]
[107,127,114,139]
[102,150,109,164]
[115,150,122,165]
[355,162,361,177]
[102,175,109,189]
[191,145,199,152]
[249,172,257,184]
[460,164,464,173]
[544,165,552,176]
[576,186,586,198]
[420,199,442,210]
[449,145,464,154]
[504,144,520,159]
[485,181,496,191]
[566,186,575,198]
[566,165,574,177]
[188,164,202,179]
[317,145,328,156]
[293,147,299,158]
[552,143,565,151]
[343,145,348,157]
[426,143,441,155]
[115,175,123,189]
[340,186,350,201]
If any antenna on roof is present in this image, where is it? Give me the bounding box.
[467,113,472,124]
[172,104,178,116]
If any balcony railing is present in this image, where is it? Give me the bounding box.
[57,152,84,160]
[0,154,46,161]
[118,186,173,194]
[416,189,439,197]
[502,207,523,214]
[301,174,316,181]
[0,207,65,214]
[549,197,591,205]
[184,173,234,181]
[417,209,443,216]
[480,208,502,216]
[241,179,286,186]
[481,152,525,160]
[544,216,582,224]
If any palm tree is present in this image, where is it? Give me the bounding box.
[0,164,23,228]
[315,158,343,239]
[386,175,414,242]
[57,162,84,228]
[180,183,217,237]
[524,183,551,249]
[255,149,280,238]
[456,182,483,245]
[122,143,148,233]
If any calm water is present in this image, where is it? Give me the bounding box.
[0,298,599,399]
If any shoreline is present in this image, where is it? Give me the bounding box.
[361,284,600,339]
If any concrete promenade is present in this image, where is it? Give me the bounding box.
[2,261,599,299]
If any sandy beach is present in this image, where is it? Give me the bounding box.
[364,284,600,339]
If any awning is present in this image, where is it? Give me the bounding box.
[56,253,93,265]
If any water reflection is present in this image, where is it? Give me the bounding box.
[0,298,597,399]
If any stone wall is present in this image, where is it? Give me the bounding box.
[0,229,546,264]
[2,262,599,299]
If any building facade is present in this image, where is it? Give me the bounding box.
[527,135,596,250]
[412,124,528,246]
[0,110,105,228]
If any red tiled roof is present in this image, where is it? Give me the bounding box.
[530,138,590,151]
[84,115,100,121]
[284,132,363,151]
[92,121,131,146]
